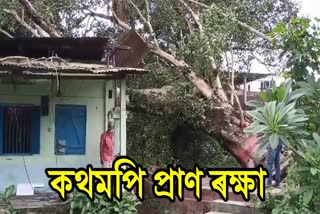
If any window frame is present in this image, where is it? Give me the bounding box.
[0,104,41,156]
[54,104,87,155]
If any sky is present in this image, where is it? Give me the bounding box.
[250,0,319,75]
[299,0,318,18]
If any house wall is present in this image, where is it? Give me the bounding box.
[0,79,116,191]
[239,75,286,92]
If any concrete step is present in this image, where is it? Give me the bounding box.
[210,200,256,214]
[184,186,259,202]
[205,212,232,214]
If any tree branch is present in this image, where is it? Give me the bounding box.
[0,27,13,38]
[86,9,113,20]
[187,0,209,8]
[229,84,244,126]
[95,4,217,103]
[129,0,159,47]
[178,0,202,32]
[129,87,259,167]
[112,11,132,31]
[226,49,235,105]
[18,0,62,37]
[32,22,50,37]
[151,47,215,100]
[88,8,132,31]
[187,0,272,43]
[3,9,40,37]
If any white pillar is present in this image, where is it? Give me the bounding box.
[120,78,126,156]
[243,75,247,105]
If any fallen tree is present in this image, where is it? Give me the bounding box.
[0,0,297,169]
[128,86,291,173]
[129,86,257,167]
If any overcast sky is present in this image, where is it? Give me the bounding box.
[250,0,319,74]
[300,0,318,18]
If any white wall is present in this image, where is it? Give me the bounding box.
[0,79,116,191]
[239,75,286,92]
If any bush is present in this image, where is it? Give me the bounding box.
[0,185,16,214]
[127,112,237,168]
[69,190,140,214]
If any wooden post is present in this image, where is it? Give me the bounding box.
[120,78,126,156]
[243,74,247,107]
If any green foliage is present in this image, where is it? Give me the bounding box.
[127,60,178,89]
[244,79,308,155]
[254,192,282,214]
[0,185,17,214]
[266,134,320,214]
[270,18,320,81]
[257,84,286,103]
[247,79,307,108]
[69,190,140,214]
[127,111,237,168]
[252,17,320,214]
[295,74,320,132]
[127,111,176,166]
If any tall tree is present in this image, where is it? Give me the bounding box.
[0,0,299,167]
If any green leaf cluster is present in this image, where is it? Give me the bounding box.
[0,185,16,214]
[245,79,308,155]
[69,190,140,214]
[253,17,320,214]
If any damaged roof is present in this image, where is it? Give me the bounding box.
[0,57,147,79]
[0,30,150,68]
[113,30,149,68]
[0,37,109,61]
[0,31,150,79]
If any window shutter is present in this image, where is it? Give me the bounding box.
[55,105,86,155]
[31,106,41,154]
[0,106,4,154]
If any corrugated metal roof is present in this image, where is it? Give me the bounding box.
[113,30,149,68]
[235,73,271,85]
[0,37,109,61]
[0,31,150,68]
[0,59,147,79]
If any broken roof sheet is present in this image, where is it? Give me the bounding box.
[113,30,149,68]
[0,37,110,61]
[0,57,147,79]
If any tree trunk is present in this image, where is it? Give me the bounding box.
[128,87,260,168]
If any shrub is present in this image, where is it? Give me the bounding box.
[69,190,140,214]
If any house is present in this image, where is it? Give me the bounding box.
[236,73,285,109]
[0,31,149,193]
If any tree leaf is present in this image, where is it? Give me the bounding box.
[269,133,279,149]
[247,100,263,108]
[313,133,320,144]
[247,110,267,124]
[4,185,15,199]
[303,189,313,204]
[287,89,310,102]
[310,167,318,175]
[277,102,296,123]
[284,79,292,98]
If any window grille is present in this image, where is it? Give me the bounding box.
[3,107,32,154]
